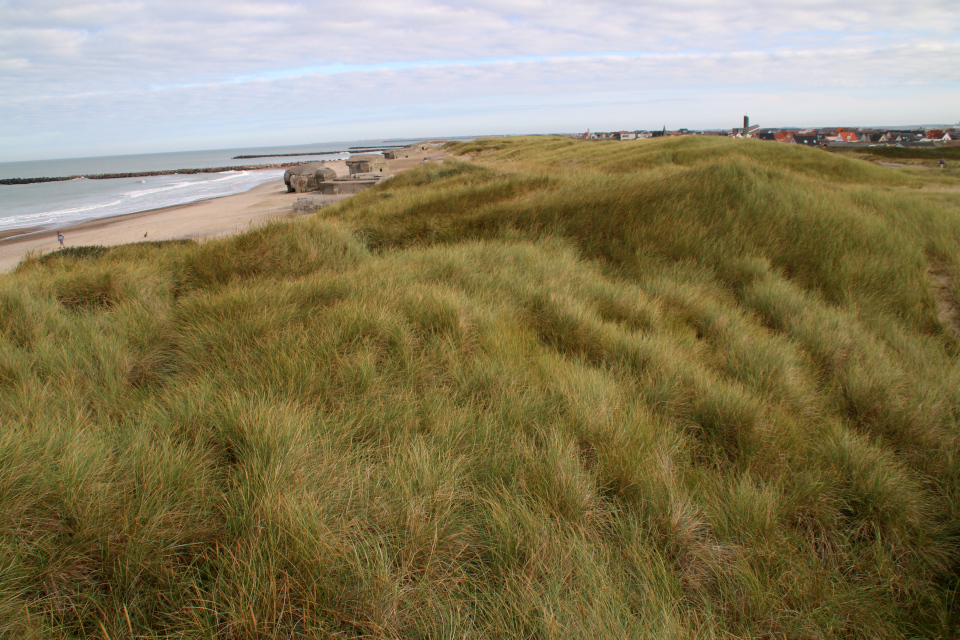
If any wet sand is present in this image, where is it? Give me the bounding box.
[0,148,446,272]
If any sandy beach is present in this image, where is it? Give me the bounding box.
[0,149,445,272]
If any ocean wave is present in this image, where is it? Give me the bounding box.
[125,172,250,198]
[126,181,197,198]
[209,171,250,181]
[0,200,126,229]
[46,199,124,216]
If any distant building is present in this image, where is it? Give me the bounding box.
[758,131,796,143]
[794,134,818,146]
[836,131,859,143]
[818,129,838,142]
[924,130,954,142]
[617,131,638,140]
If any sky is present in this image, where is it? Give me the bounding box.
[1,0,958,161]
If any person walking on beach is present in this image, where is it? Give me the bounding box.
[57,232,64,248]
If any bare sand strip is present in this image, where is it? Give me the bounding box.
[0,148,447,272]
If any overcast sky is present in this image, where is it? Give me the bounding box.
[1,0,958,161]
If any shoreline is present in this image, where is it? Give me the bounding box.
[0,158,353,244]
[0,179,311,272]
[0,167,293,243]
[0,148,445,272]
[0,166,294,243]
[0,182,280,243]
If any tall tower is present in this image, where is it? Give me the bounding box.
[744,115,749,130]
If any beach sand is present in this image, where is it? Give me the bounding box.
[0,148,447,272]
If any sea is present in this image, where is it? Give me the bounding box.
[0,139,428,235]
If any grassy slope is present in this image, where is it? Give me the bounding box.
[832,146,960,161]
[2,136,960,638]
[826,145,960,176]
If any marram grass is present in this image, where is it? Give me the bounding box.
[1,135,960,638]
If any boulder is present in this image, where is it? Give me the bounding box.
[283,163,337,193]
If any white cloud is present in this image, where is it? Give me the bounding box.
[0,0,957,159]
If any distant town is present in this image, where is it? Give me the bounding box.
[581,116,960,148]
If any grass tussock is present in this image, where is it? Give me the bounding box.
[2,135,960,638]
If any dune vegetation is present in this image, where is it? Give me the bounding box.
[826,144,960,175]
[2,135,960,638]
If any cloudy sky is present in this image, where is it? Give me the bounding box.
[2,0,958,161]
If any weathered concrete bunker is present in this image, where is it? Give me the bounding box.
[284,163,338,193]
[382,148,412,159]
[346,154,386,175]
[316,178,383,195]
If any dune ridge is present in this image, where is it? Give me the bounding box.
[1,136,959,638]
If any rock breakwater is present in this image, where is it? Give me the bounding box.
[1,163,306,186]
[232,145,406,160]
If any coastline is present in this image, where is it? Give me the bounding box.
[0,149,443,272]
[1,174,292,241]
[0,179,314,272]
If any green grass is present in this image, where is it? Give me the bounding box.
[1,135,960,638]
[833,146,960,161]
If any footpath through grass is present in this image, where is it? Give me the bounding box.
[2,136,960,638]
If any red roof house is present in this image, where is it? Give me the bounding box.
[836,131,859,143]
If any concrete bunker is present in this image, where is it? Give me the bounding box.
[346,154,386,175]
[284,163,338,193]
